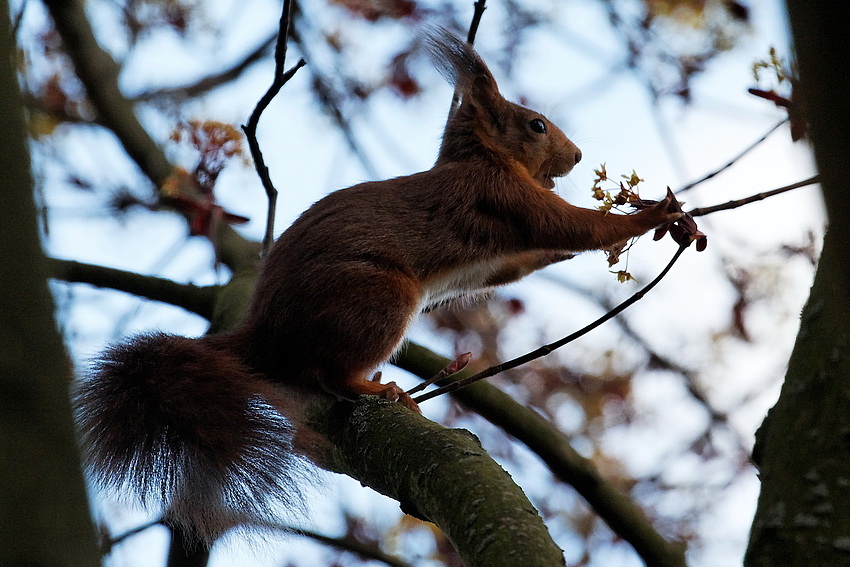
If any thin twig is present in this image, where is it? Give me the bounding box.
[447,0,488,117]
[264,524,412,567]
[414,243,689,403]
[466,0,488,44]
[406,352,471,396]
[134,33,276,102]
[102,519,163,554]
[676,118,789,194]
[688,175,819,217]
[242,0,305,257]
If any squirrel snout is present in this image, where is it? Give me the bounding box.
[573,148,582,164]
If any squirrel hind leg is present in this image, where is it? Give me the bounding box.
[303,266,422,411]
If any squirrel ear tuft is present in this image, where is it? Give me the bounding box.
[423,25,499,98]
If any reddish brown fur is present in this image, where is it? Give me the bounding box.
[75,28,681,543]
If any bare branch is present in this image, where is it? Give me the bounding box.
[447,0,488,117]
[133,33,276,102]
[101,519,163,554]
[268,524,412,567]
[241,0,305,257]
[106,518,411,567]
[48,258,219,320]
[466,0,488,44]
[688,175,819,217]
[414,243,689,403]
[676,118,790,194]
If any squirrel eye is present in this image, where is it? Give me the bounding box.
[529,118,547,134]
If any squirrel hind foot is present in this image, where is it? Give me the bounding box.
[376,382,421,413]
[328,372,421,413]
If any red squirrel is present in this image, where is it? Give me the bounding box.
[75,28,682,543]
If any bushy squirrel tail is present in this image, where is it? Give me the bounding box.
[74,332,308,543]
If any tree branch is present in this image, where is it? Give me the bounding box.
[394,343,688,567]
[448,0,488,119]
[47,258,220,320]
[688,175,819,217]
[133,33,277,102]
[314,397,567,567]
[241,0,305,256]
[676,118,789,194]
[466,0,488,44]
[272,525,412,567]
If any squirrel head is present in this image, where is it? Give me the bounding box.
[426,27,582,189]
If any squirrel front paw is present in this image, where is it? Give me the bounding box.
[639,187,684,228]
[633,188,707,250]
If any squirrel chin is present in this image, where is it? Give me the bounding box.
[536,166,572,189]
[537,174,561,190]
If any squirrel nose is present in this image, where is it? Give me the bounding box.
[574,148,582,164]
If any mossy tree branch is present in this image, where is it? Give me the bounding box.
[314,398,566,567]
[397,343,688,567]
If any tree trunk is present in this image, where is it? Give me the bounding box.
[745,2,850,565]
[0,1,100,564]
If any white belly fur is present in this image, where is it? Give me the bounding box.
[419,255,518,309]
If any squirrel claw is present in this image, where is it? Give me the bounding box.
[378,382,421,413]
